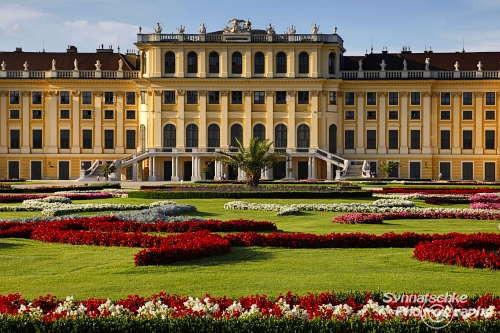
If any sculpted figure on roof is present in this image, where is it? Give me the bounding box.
[266,23,275,34]
[403,59,407,70]
[74,59,78,70]
[154,22,162,34]
[23,61,29,71]
[200,23,206,34]
[1,61,5,70]
[311,23,319,34]
[224,18,247,33]
[95,60,102,70]
[177,25,185,34]
[477,61,483,71]
[288,25,296,34]
[425,58,430,70]
[51,59,56,70]
[454,61,460,71]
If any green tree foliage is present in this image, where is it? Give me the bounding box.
[378,161,401,178]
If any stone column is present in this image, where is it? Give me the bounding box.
[451,92,461,154]
[0,91,7,153]
[378,92,387,154]
[21,91,31,153]
[93,92,102,153]
[71,91,80,153]
[422,92,431,154]
[356,92,365,153]
[288,91,296,148]
[115,92,124,153]
[199,91,207,147]
[266,91,274,140]
[400,92,409,153]
[243,90,252,146]
[221,90,229,147]
[474,92,483,154]
[337,92,344,154]
[154,90,162,148]
[177,90,185,147]
[311,91,319,148]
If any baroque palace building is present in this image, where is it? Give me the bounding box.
[1,18,500,181]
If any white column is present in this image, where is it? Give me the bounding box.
[132,162,137,181]
[327,162,332,180]
[149,156,153,179]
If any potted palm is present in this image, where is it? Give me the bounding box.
[101,163,117,181]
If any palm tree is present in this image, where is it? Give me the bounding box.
[378,160,401,178]
[101,162,117,181]
[215,138,287,187]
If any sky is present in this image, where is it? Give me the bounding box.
[1,0,500,56]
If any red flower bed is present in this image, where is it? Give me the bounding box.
[376,188,500,195]
[333,211,500,224]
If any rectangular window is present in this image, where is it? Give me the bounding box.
[388,92,398,105]
[82,91,92,104]
[409,162,421,179]
[366,130,377,149]
[345,92,355,105]
[410,130,421,149]
[32,130,42,149]
[32,110,42,119]
[231,91,242,104]
[82,130,93,149]
[104,130,114,149]
[440,130,450,149]
[9,110,19,119]
[485,110,495,120]
[486,92,495,105]
[485,130,495,149]
[388,110,399,120]
[463,130,473,149]
[60,109,70,119]
[60,129,70,149]
[345,110,355,120]
[253,91,265,104]
[60,91,70,104]
[441,92,451,105]
[344,130,355,149]
[82,110,92,119]
[410,110,421,119]
[104,110,114,119]
[462,162,473,180]
[276,91,287,104]
[10,91,19,104]
[126,92,135,105]
[388,130,399,149]
[208,91,219,104]
[126,110,136,119]
[10,129,20,148]
[329,91,336,105]
[104,92,114,105]
[463,110,473,120]
[126,130,136,149]
[163,91,175,104]
[186,91,198,104]
[410,92,420,105]
[440,110,450,120]
[366,110,377,120]
[463,92,472,105]
[366,92,376,105]
[32,92,42,105]
[297,91,309,104]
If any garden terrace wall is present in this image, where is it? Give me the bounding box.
[0,184,121,193]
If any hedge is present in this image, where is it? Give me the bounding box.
[0,183,121,194]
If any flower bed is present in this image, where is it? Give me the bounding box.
[376,188,500,195]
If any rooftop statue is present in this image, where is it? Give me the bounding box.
[425,58,430,70]
[477,61,483,71]
[403,59,407,71]
[266,23,275,34]
[200,22,206,34]
[224,18,248,33]
[380,59,386,70]
[177,25,185,34]
[288,25,296,34]
[1,61,5,70]
[154,22,162,34]
[311,23,319,34]
[95,60,102,70]
[23,61,29,71]
[51,59,56,70]
[454,61,460,71]
[118,58,123,70]
[358,59,363,71]
[74,58,78,70]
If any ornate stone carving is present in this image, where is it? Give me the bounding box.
[287,25,296,34]
[153,90,162,96]
[423,92,431,97]
[0,91,8,96]
[118,59,123,71]
[74,59,78,70]
[177,90,185,96]
[454,61,460,71]
[266,91,274,96]
[243,90,252,96]
[224,18,250,33]
[72,90,81,96]
[358,59,363,71]
[474,92,484,97]
[221,90,229,96]
[380,59,386,71]
[287,91,296,96]
[199,90,207,96]
[425,58,430,70]
[311,90,319,96]
[95,60,102,70]
[477,61,483,71]
[400,92,409,97]
[200,23,206,34]
[356,92,365,97]
[23,61,29,71]
[377,92,388,97]
[452,92,462,97]
[51,59,56,70]
[337,91,344,97]
[1,61,6,70]
[177,25,185,34]
[403,59,407,71]
[266,23,275,35]
[94,91,103,97]
[311,23,319,34]
[154,23,162,34]
[115,91,124,97]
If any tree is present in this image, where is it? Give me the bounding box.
[215,138,287,187]
[378,161,400,178]
[101,163,117,181]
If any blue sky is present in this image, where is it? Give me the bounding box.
[1,0,500,55]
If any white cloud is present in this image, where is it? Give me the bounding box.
[0,4,49,33]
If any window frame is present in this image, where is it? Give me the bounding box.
[253,91,265,104]
[410,92,420,105]
[297,91,309,104]
[60,129,70,149]
[388,92,398,106]
[208,91,220,104]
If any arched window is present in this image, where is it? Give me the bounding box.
[328,52,335,75]
[187,51,198,73]
[298,52,309,74]
[329,124,337,153]
[276,52,287,73]
[207,124,220,148]
[274,124,287,148]
[230,124,243,147]
[163,124,176,148]
[253,124,266,140]
[297,124,310,148]
[186,124,198,148]
[232,52,242,74]
[254,52,265,74]
[140,124,146,150]
[209,51,219,74]
[165,51,175,74]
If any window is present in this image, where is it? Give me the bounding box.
[254,91,265,104]
[126,92,135,105]
[462,162,473,180]
[366,130,377,149]
[163,124,176,147]
[485,162,496,181]
[126,130,136,149]
[82,110,92,119]
[276,52,287,73]
[60,129,70,149]
[276,91,287,104]
[389,92,398,105]
[32,92,42,104]
[163,91,175,104]
[462,130,472,149]
[10,129,20,148]
[185,91,197,104]
[253,124,265,140]
[82,130,92,148]
[366,110,377,120]
[60,109,70,119]
[104,130,114,149]
[328,53,335,75]
[297,124,310,148]
[329,92,336,105]
[345,92,355,105]
[32,110,42,119]
[231,91,242,104]
[410,130,421,149]
[207,124,220,148]
[463,92,472,105]
[440,110,450,120]
[31,130,42,149]
[440,130,450,149]
[440,162,451,180]
[165,51,175,74]
[388,110,399,120]
[103,110,113,119]
[230,124,243,147]
[366,92,376,105]
[232,52,242,74]
[10,91,19,104]
[486,110,495,120]
[209,52,219,74]
[441,92,451,105]
[486,92,495,105]
[298,52,309,74]
[345,110,355,120]
[297,91,309,104]
[186,124,198,148]
[208,91,219,104]
[389,165,399,178]
[410,92,420,105]
[485,130,495,149]
[275,124,287,148]
[388,130,399,149]
[187,52,198,73]
[463,110,473,120]
[409,162,421,179]
[104,92,114,105]
[254,52,264,74]
[126,110,136,119]
[82,91,92,104]
[60,91,70,104]
[9,110,20,119]
[344,130,354,149]
[410,110,420,119]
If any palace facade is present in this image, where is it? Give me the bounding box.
[1,18,500,181]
